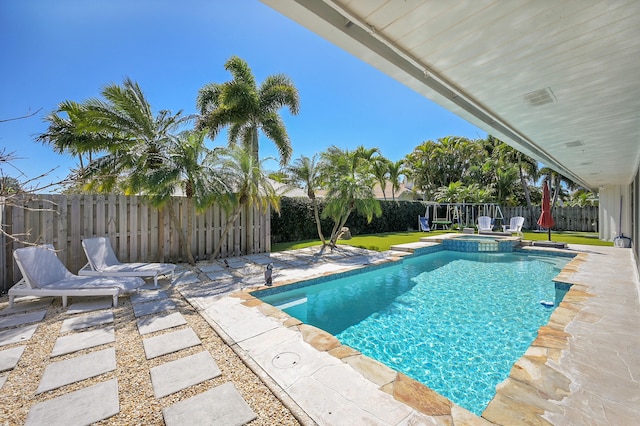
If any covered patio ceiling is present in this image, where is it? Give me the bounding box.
[262,0,640,191]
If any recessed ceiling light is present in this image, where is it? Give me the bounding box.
[565,140,584,148]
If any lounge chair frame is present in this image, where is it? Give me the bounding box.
[79,237,175,287]
[9,279,121,308]
[10,246,144,308]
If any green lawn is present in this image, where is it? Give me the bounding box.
[271,230,612,252]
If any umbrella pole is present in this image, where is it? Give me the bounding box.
[548,227,551,241]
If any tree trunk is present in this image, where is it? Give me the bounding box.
[251,127,259,163]
[519,163,532,208]
[211,205,242,259]
[328,209,353,247]
[167,200,195,265]
[311,197,326,245]
[187,197,194,261]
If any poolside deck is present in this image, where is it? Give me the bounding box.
[1,243,638,424]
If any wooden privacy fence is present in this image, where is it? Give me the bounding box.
[0,194,270,292]
[502,205,599,232]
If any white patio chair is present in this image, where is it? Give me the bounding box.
[503,216,525,236]
[477,216,493,233]
[79,237,175,287]
[10,246,144,308]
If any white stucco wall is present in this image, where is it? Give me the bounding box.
[598,184,632,241]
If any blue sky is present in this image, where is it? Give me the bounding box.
[1,0,485,189]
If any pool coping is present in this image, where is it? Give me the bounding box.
[233,242,589,424]
[188,241,638,425]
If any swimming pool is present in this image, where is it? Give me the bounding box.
[255,249,572,415]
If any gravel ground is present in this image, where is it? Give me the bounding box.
[0,284,301,426]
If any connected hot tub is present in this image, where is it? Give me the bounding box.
[443,234,520,252]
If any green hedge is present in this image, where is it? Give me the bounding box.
[271,197,430,243]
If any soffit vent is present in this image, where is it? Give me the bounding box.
[524,87,556,107]
[565,140,584,148]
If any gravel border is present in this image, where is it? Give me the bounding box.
[0,283,301,425]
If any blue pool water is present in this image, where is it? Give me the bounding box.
[256,250,571,415]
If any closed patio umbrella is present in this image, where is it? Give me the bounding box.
[537,181,555,241]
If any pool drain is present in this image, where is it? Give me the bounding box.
[272,352,300,368]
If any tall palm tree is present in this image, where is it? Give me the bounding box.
[286,154,326,244]
[209,145,279,259]
[320,146,381,247]
[196,56,299,165]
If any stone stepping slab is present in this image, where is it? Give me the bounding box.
[60,311,114,333]
[131,290,168,305]
[66,299,113,314]
[51,326,115,357]
[38,347,116,394]
[163,382,257,426]
[0,324,38,347]
[25,379,119,426]
[150,351,221,398]
[199,264,226,273]
[0,375,6,389]
[133,299,177,318]
[173,270,200,286]
[0,345,26,372]
[0,310,46,329]
[143,328,201,359]
[136,312,187,335]
[0,299,52,316]
[137,311,187,335]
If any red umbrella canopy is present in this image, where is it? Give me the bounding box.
[537,181,555,229]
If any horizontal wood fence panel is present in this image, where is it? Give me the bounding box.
[1,194,270,292]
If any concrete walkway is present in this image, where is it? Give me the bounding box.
[1,243,638,425]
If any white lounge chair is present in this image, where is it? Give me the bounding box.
[503,216,525,236]
[477,216,493,233]
[10,246,144,308]
[79,237,175,287]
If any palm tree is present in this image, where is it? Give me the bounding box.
[38,78,201,263]
[320,146,381,247]
[371,157,391,200]
[434,181,465,203]
[539,167,575,208]
[388,159,405,201]
[145,129,229,264]
[286,154,326,245]
[209,145,279,259]
[196,55,300,165]
[492,137,538,208]
[36,101,102,180]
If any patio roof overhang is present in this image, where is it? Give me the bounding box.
[261,0,640,191]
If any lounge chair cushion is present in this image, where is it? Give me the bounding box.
[13,247,144,292]
[14,246,74,288]
[81,237,176,277]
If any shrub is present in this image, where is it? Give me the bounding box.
[271,198,431,243]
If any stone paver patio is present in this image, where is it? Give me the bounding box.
[0,240,638,424]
